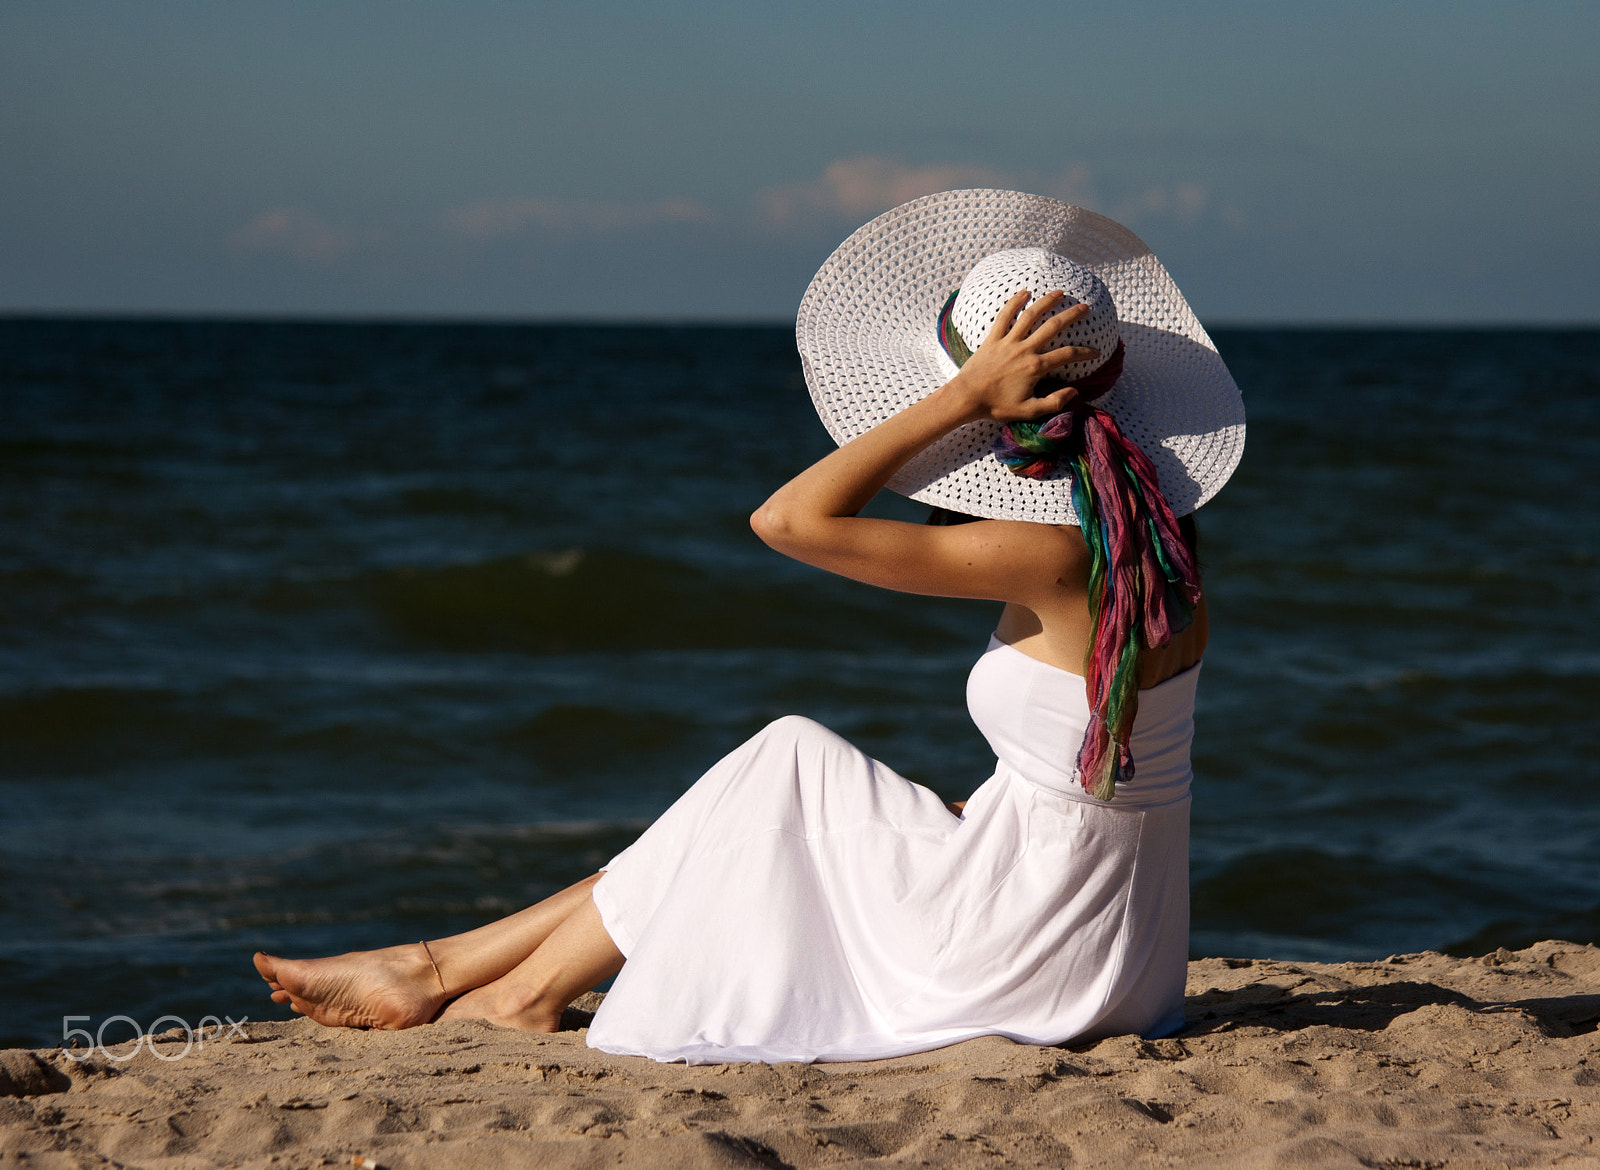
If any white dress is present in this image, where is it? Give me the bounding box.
[586,635,1197,1064]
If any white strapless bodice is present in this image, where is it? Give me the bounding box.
[967,635,1199,808]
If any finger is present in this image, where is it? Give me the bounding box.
[1025,385,1080,417]
[1041,344,1101,370]
[1035,300,1091,342]
[985,289,1033,344]
[1012,289,1065,338]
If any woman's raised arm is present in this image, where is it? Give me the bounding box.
[750,290,1097,604]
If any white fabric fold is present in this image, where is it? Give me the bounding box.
[586,637,1197,1064]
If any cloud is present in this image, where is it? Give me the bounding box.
[1038,164,1095,207]
[756,157,1102,227]
[441,197,713,239]
[1113,183,1212,228]
[758,158,1225,237]
[757,156,1016,224]
[229,209,360,262]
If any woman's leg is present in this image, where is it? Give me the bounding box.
[252,873,603,1029]
[425,873,605,993]
[438,891,624,1031]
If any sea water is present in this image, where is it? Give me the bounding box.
[1,319,1596,1047]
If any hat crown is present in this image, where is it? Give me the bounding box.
[951,248,1120,384]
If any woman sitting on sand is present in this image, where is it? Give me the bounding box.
[254,189,1245,1064]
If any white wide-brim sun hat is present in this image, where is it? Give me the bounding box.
[795,189,1246,523]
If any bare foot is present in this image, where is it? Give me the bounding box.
[438,978,562,1032]
[252,944,447,1030]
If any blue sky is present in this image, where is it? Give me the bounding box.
[3,1,1596,323]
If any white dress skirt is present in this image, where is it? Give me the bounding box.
[586,635,1197,1064]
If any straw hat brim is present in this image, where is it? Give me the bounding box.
[795,189,1246,523]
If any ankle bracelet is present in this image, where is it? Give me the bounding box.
[419,939,448,997]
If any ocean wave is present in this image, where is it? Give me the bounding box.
[352,547,963,654]
[0,685,271,777]
[1445,901,1600,956]
[1191,846,1522,956]
[500,704,699,766]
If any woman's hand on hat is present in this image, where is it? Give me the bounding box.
[946,289,1099,423]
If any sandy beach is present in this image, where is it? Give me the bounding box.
[2,941,1598,1168]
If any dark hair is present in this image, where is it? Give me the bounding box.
[925,505,981,527]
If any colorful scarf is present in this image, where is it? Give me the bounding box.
[939,292,1201,800]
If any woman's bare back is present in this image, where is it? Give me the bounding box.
[991,523,1208,690]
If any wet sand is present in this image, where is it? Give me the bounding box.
[4,940,1600,1169]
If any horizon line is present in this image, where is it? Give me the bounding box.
[3,309,1599,331]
